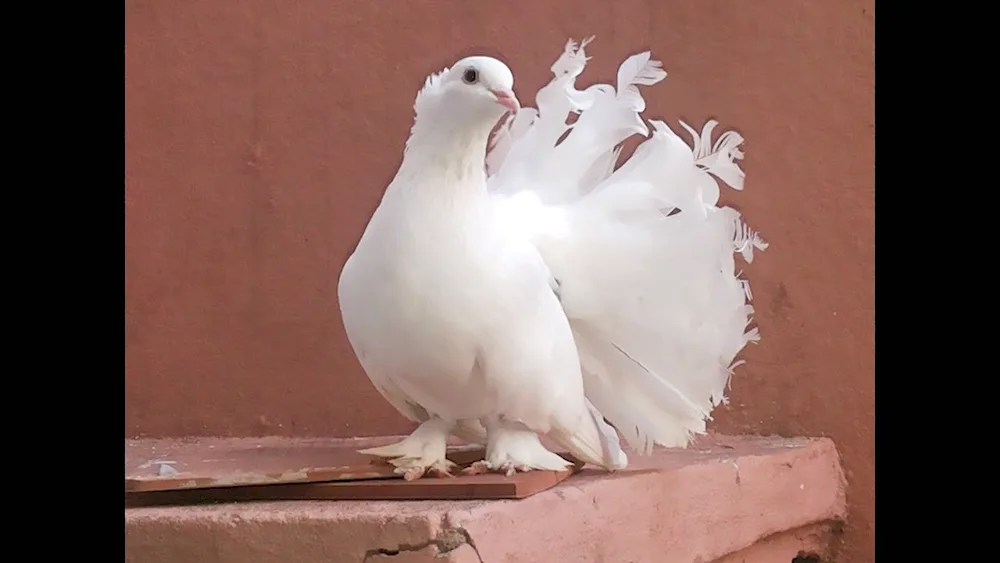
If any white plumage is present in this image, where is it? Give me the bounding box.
[337,39,766,479]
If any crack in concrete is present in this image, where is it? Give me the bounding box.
[363,527,484,562]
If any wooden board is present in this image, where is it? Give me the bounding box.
[125,437,582,504]
[125,465,582,506]
[126,440,486,493]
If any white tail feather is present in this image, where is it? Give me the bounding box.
[487,39,767,454]
[616,51,668,112]
[547,397,629,470]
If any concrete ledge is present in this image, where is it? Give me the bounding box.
[125,435,846,563]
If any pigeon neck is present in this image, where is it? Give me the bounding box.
[400,112,498,184]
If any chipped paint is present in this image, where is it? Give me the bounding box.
[158,464,179,476]
[137,459,176,470]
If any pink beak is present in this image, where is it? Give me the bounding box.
[491,89,520,113]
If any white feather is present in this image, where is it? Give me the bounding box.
[486,39,767,454]
[616,51,668,112]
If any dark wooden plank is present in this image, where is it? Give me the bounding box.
[126,437,483,492]
[125,460,582,506]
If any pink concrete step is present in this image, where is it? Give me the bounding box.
[125,435,846,563]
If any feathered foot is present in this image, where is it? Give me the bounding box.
[462,459,535,477]
[393,457,458,481]
[461,421,573,477]
[358,418,457,481]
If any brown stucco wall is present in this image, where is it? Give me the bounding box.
[125,1,874,561]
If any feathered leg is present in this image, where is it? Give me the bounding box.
[462,418,573,476]
[453,418,488,446]
[358,417,458,480]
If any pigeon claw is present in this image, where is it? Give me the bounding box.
[461,461,491,476]
[501,461,533,477]
[461,460,533,477]
[402,466,426,481]
[390,457,457,481]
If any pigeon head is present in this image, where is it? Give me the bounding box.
[414,56,520,124]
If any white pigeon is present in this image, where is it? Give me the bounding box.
[337,38,766,480]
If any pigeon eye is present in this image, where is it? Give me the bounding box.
[462,68,479,84]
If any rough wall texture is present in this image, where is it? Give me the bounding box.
[125,1,874,561]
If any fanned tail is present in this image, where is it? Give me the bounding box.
[488,39,768,455]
